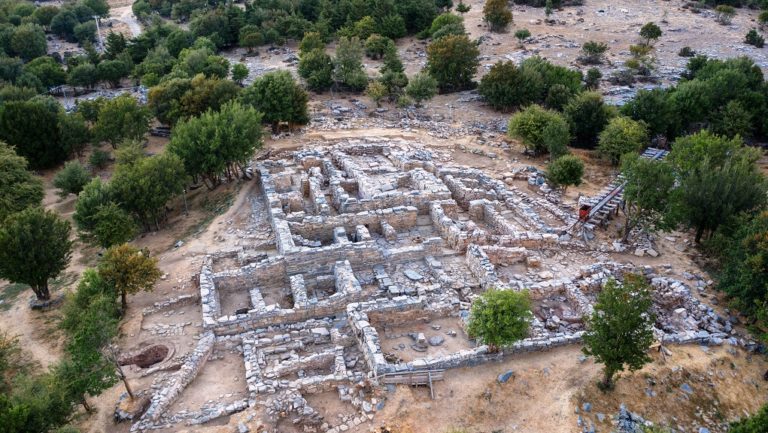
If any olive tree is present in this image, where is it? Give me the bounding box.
[467,289,532,352]
[99,244,162,309]
[0,208,73,301]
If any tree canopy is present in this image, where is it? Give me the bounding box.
[426,34,479,92]
[240,71,309,131]
[0,142,44,222]
[467,289,532,351]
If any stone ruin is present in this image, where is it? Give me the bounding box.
[128,139,753,432]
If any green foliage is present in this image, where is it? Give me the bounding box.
[620,153,675,241]
[678,46,696,57]
[639,22,662,46]
[240,71,309,130]
[365,80,387,106]
[405,72,438,105]
[0,99,66,169]
[584,67,602,90]
[333,36,368,91]
[478,61,539,112]
[93,95,151,148]
[148,75,240,126]
[0,141,43,222]
[745,28,764,48]
[59,112,91,158]
[547,154,583,192]
[429,13,464,37]
[0,207,72,301]
[456,2,471,13]
[426,34,479,92]
[714,211,768,331]
[68,63,98,88]
[579,40,608,65]
[73,21,96,45]
[110,152,188,229]
[467,289,532,350]
[238,25,263,53]
[91,202,137,248]
[715,5,736,25]
[53,161,91,198]
[299,48,334,91]
[730,392,768,431]
[100,243,161,308]
[169,101,262,189]
[96,60,131,88]
[231,63,248,84]
[483,0,512,32]
[582,275,655,389]
[564,91,613,148]
[597,117,649,165]
[88,149,110,169]
[353,16,377,39]
[714,100,753,138]
[364,34,390,59]
[669,131,767,242]
[514,28,531,43]
[9,24,46,61]
[299,32,325,55]
[74,177,112,232]
[508,104,570,155]
[620,89,672,137]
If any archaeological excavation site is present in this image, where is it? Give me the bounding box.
[105,138,758,433]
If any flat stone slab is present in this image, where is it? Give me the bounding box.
[404,270,423,281]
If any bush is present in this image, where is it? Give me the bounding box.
[715,5,736,25]
[508,104,570,155]
[466,289,531,350]
[597,117,649,165]
[745,28,764,48]
[405,72,438,105]
[514,28,531,44]
[639,22,662,46]
[678,46,696,57]
[578,41,608,64]
[89,149,110,169]
[547,154,584,192]
[585,68,602,90]
[53,161,91,198]
[483,0,512,32]
[478,61,540,111]
[564,92,613,148]
[298,49,334,92]
[426,34,479,92]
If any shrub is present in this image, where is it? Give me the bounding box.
[483,0,513,32]
[585,68,602,90]
[89,149,110,169]
[715,5,735,25]
[639,22,662,46]
[426,34,479,92]
[564,92,614,148]
[578,41,608,64]
[53,161,91,198]
[478,61,540,111]
[514,28,531,44]
[678,46,696,57]
[547,154,584,192]
[597,117,649,165]
[405,72,438,106]
[508,104,570,155]
[466,289,532,351]
[745,29,765,48]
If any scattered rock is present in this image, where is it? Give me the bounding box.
[497,370,515,383]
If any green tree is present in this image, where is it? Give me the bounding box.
[238,25,263,53]
[298,48,334,91]
[34,5,60,27]
[110,152,188,229]
[620,89,672,137]
[620,153,675,242]
[456,2,470,14]
[429,13,464,37]
[364,34,391,59]
[579,41,608,65]
[53,161,91,198]
[669,131,767,242]
[0,207,73,301]
[96,60,131,88]
[405,72,438,106]
[508,104,569,155]
[466,289,532,351]
[74,177,112,233]
[353,16,377,39]
[639,22,662,46]
[745,28,765,48]
[68,63,98,89]
[564,91,613,148]
[478,61,540,112]
[714,100,753,138]
[59,112,92,158]
[582,275,655,390]
[23,57,66,88]
[0,142,44,222]
[333,36,368,91]
[93,95,151,148]
[547,154,583,193]
[426,34,479,92]
[10,24,47,61]
[299,31,324,55]
[514,28,530,46]
[99,243,162,309]
[92,202,138,248]
[365,80,387,107]
[231,63,248,84]
[169,101,263,189]
[597,117,649,165]
[51,10,78,41]
[0,99,66,169]
[240,71,309,131]
[483,0,512,32]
